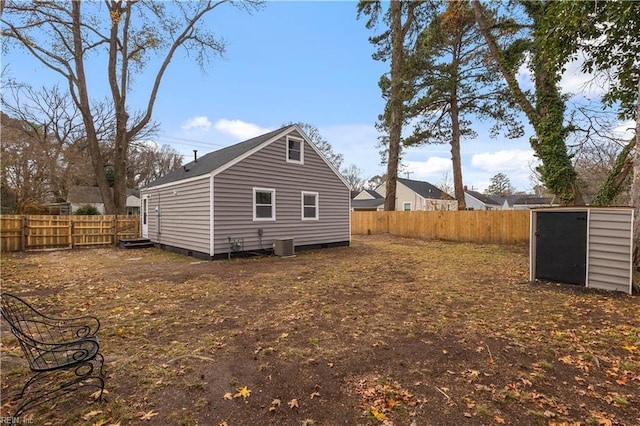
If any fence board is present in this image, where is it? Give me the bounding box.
[1,215,141,252]
[351,210,530,245]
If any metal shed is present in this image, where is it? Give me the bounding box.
[530,207,634,294]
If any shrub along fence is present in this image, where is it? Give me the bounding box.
[351,210,530,245]
[1,215,140,252]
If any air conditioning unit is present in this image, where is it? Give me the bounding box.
[274,238,295,257]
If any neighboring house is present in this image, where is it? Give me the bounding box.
[494,194,560,210]
[374,178,457,211]
[67,186,140,215]
[464,189,502,210]
[140,125,351,259]
[351,189,384,211]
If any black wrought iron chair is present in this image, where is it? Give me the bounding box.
[0,292,105,417]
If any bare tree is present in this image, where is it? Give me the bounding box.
[2,1,263,214]
[128,143,183,188]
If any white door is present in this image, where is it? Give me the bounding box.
[142,196,149,238]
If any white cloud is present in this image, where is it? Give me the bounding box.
[404,157,452,179]
[559,58,608,99]
[214,119,272,140]
[613,119,636,139]
[182,116,212,132]
[471,149,538,173]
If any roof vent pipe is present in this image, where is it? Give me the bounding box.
[193,150,198,162]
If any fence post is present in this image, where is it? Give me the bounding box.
[70,220,75,249]
[21,216,27,252]
[113,215,118,247]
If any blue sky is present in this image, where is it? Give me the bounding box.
[3,1,632,193]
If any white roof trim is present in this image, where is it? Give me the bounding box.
[140,173,211,192]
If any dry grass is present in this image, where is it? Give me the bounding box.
[1,235,638,425]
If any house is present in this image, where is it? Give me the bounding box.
[351,189,385,211]
[140,125,351,259]
[382,178,457,211]
[495,194,560,210]
[67,186,140,215]
[351,178,457,211]
[464,189,501,210]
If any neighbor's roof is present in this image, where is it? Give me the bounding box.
[397,178,453,200]
[351,198,385,209]
[144,125,295,188]
[465,189,500,206]
[67,186,139,204]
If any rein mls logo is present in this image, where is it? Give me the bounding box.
[0,418,34,424]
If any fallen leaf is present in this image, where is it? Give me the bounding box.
[223,392,233,400]
[370,407,386,422]
[139,410,158,420]
[495,415,505,424]
[234,386,251,399]
[464,412,473,418]
[90,389,108,400]
[272,398,281,406]
[622,343,637,352]
[288,398,299,409]
[82,410,103,421]
[310,392,321,399]
[218,422,229,426]
[280,332,289,339]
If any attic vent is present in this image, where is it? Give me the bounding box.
[274,238,295,257]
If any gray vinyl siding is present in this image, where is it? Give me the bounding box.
[586,209,633,293]
[213,131,350,255]
[142,177,211,254]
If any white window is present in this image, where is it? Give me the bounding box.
[286,136,304,164]
[403,202,412,211]
[302,191,319,220]
[253,188,276,221]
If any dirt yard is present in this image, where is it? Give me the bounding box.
[1,235,638,425]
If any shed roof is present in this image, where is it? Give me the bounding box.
[144,125,295,188]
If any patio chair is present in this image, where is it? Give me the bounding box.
[0,292,105,417]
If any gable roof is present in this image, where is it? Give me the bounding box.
[144,125,296,188]
[465,189,500,206]
[397,178,453,200]
[353,189,383,200]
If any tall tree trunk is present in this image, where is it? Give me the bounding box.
[71,2,115,214]
[632,78,640,264]
[449,64,466,209]
[384,0,404,212]
[450,105,466,210]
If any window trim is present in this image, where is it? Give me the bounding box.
[286,135,304,164]
[253,187,276,221]
[403,201,412,211]
[301,191,319,220]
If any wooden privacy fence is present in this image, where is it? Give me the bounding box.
[351,210,530,245]
[1,215,140,252]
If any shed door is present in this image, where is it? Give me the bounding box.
[535,211,587,285]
